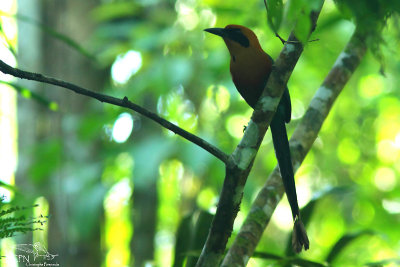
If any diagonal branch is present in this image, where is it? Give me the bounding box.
[0,60,229,163]
[221,28,367,267]
[195,4,324,267]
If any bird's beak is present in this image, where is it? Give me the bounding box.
[204,28,226,38]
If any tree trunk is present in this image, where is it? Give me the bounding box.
[17,0,107,265]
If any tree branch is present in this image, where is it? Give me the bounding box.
[0,60,229,163]
[221,28,367,267]
[195,4,324,266]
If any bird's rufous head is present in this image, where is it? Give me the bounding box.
[204,25,263,54]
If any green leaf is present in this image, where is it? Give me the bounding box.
[0,11,95,60]
[173,213,193,267]
[172,210,213,267]
[0,181,16,191]
[1,81,58,110]
[285,187,351,256]
[364,258,400,267]
[326,230,375,263]
[294,11,312,44]
[91,2,141,22]
[0,24,17,57]
[252,251,328,266]
[265,0,283,32]
[186,210,213,267]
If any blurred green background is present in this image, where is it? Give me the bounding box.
[0,0,399,266]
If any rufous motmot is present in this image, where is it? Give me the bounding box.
[205,24,309,253]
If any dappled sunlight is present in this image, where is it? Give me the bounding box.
[0,83,16,201]
[104,178,132,267]
[111,50,142,85]
[382,199,400,214]
[0,9,16,203]
[175,0,199,31]
[200,97,219,122]
[226,114,250,139]
[377,140,399,164]
[155,230,174,267]
[291,98,306,120]
[296,181,313,208]
[295,161,321,205]
[197,187,218,210]
[104,178,132,214]
[157,85,198,135]
[106,246,129,267]
[373,167,396,192]
[102,152,134,184]
[156,159,187,266]
[112,112,134,143]
[358,74,385,99]
[1,239,17,267]
[271,199,293,231]
[199,84,230,136]
[33,197,49,244]
[377,97,400,140]
[0,44,15,81]
[337,138,360,164]
[213,85,230,113]
[158,159,181,228]
[395,132,400,148]
[179,169,201,199]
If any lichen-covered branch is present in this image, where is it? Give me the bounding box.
[195,4,324,267]
[221,28,367,267]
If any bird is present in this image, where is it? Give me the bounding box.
[204,24,309,253]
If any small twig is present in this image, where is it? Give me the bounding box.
[285,38,320,44]
[263,0,269,13]
[275,33,287,44]
[0,60,229,164]
[264,0,286,44]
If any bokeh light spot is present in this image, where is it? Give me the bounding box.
[337,138,360,164]
[111,50,142,85]
[394,132,400,148]
[175,0,199,30]
[215,85,230,112]
[197,187,217,210]
[112,112,133,143]
[377,140,398,163]
[358,74,384,99]
[226,115,248,139]
[382,199,400,214]
[374,167,396,192]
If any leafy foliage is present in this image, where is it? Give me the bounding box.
[173,210,213,267]
[0,197,46,239]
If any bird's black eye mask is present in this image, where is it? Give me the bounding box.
[224,28,250,48]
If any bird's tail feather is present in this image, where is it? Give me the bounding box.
[270,113,299,219]
[270,110,309,252]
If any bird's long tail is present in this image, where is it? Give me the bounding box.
[270,108,309,253]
